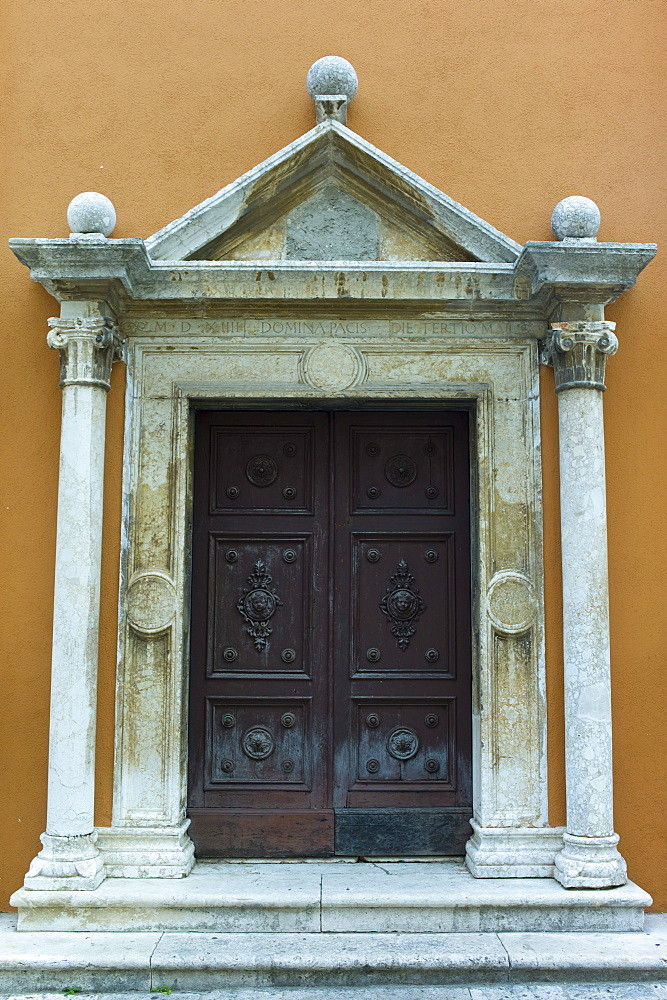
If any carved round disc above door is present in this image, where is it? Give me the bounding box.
[302,343,366,391]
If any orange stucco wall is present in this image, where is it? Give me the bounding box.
[1,0,665,909]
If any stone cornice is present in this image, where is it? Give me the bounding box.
[8,236,656,316]
[516,241,657,307]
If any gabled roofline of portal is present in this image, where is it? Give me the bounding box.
[144,119,523,264]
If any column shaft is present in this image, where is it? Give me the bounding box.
[549,320,627,888]
[558,387,614,837]
[46,384,107,837]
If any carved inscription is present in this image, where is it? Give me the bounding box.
[124,317,538,338]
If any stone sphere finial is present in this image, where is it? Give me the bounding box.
[551,196,601,241]
[67,192,116,237]
[306,56,358,102]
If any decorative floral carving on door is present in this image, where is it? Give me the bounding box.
[237,560,282,651]
[380,559,426,650]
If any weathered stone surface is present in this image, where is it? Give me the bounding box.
[554,380,627,888]
[10,860,650,933]
[67,191,117,237]
[551,195,601,240]
[306,56,358,102]
[149,931,509,988]
[125,572,177,636]
[2,920,667,991]
[23,302,121,892]
[3,988,667,999]
[285,186,378,260]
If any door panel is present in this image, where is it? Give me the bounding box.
[188,412,331,856]
[188,409,472,857]
[351,533,456,676]
[332,412,472,855]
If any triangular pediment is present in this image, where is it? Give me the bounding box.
[145,120,521,264]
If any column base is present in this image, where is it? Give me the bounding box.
[554,831,628,888]
[95,820,195,878]
[465,819,566,878]
[24,832,105,891]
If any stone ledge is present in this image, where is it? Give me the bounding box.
[1,921,667,991]
[3,990,667,1000]
[9,860,652,934]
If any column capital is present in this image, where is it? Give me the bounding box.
[544,320,618,393]
[47,314,124,390]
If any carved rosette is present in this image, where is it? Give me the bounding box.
[544,321,618,393]
[47,315,124,390]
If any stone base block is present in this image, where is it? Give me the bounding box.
[95,821,195,878]
[23,832,105,891]
[554,831,628,888]
[465,820,566,877]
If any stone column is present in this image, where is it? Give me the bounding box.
[547,319,628,888]
[24,303,122,890]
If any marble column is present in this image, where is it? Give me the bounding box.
[24,303,122,890]
[547,319,628,888]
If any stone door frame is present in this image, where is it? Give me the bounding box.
[97,321,561,878]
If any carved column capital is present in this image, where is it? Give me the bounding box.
[544,320,618,393]
[47,315,124,390]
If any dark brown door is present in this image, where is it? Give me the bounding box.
[188,410,471,857]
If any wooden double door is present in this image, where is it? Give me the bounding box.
[188,410,472,857]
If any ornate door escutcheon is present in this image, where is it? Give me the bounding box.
[237,560,282,651]
[380,559,426,650]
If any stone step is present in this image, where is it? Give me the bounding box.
[4,991,667,1000]
[10,860,651,933]
[1,917,667,991]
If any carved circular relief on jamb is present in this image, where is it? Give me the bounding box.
[486,571,536,635]
[301,343,366,392]
[126,572,177,637]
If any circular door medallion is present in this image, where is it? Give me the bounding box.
[386,588,420,622]
[246,455,278,487]
[126,572,177,637]
[385,455,417,488]
[387,727,420,760]
[243,589,277,622]
[242,727,275,760]
[302,343,365,391]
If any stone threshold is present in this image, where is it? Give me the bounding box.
[4,991,667,1000]
[0,914,666,991]
[10,859,651,933]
